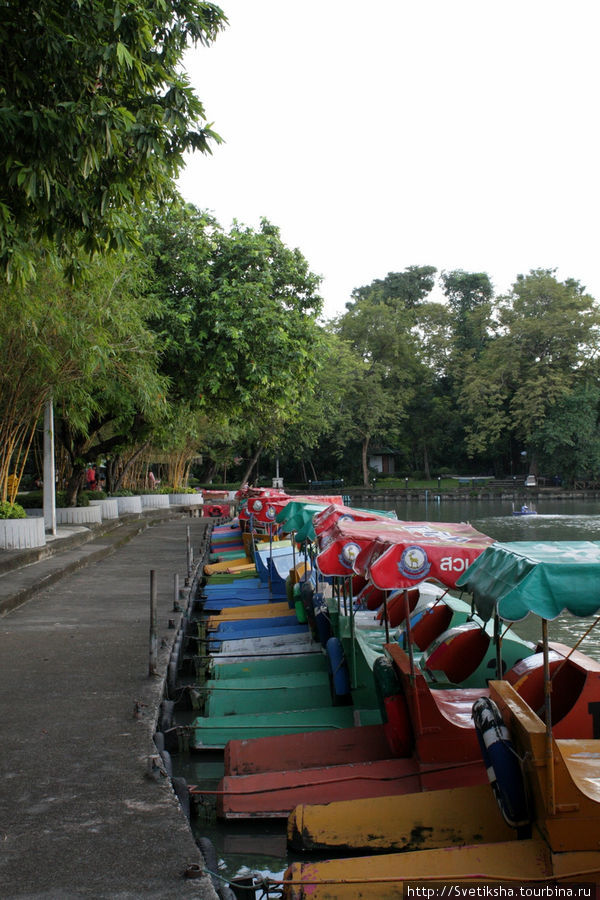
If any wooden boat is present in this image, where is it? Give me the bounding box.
[282,679,600,897]
[210,528,509,799]
[286,637,600,845]
[282,541,600,895]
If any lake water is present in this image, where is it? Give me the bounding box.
[179,497,600,889]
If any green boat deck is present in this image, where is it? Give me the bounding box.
[203,670,332,716]
[191,706,382,749]
[209,652,328,680]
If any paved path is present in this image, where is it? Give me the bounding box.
[0,515,220,899]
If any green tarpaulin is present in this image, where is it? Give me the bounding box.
[457,541,600,622]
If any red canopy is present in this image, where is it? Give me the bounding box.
[313,503,397,538]
[240,492,343,524]
[238,488,290,523]
[316,519,493,588]
[316,520,414,575]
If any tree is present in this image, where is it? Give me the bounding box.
[0,250,165,502]
[441,269,494,359]
[0,0,226,281]
[333,271,428,485]
[350,266,437,309]
[141,203,325,483]
[531,382,600,482]
[459,270,600,471]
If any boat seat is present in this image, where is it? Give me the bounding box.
[422,622,490,684]
[431,688,489,729]
[409,602,454,651]
[376,589,420,628]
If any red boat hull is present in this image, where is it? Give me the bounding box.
[215,756,486,819]
[225,724,393,775]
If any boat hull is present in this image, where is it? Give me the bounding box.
[287,782,514,853]
[225,724,393,775]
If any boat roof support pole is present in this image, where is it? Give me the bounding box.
[382,590,390,644]
[542,618,556,816]
[404,589,415,678]
[349,576,357,689]
[494,613,502,680]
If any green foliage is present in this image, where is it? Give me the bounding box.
[0,0,227,282]
[349,266,437,309]
[16,490,94,507]
[332,268,433,484]
[460,269,600,460]
[531,382,600,480]
[441,269,493,357]
[141,202,324,451]
[0,500,26,519]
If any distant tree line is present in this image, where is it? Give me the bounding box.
[284,266,600,488]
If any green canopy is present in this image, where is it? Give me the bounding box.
[456,541,600,622]
[276,501,327,535]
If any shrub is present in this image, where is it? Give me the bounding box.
[16,491,43,508]
[78,490,108,504]
[0,500,27,519]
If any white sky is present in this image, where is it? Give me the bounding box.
[177,0,600,320]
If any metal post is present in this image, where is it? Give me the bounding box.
[268,523,273,594]
[43,399,56,535]
[173,573,180,610]
[186,525,192,578]
[349,576,357,689]
[542,618,556,815]
[404,590,414,674]
[149,570,158,676]
[383,591,390,644]
[494,613,502,679]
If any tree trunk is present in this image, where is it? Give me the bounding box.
[65,465,86,506]
[105,456,119,494]
[239,443,262,487]
[309,460,318,481]
[362,435,370,487]
[113,442,150,493]
[423,442,431,481]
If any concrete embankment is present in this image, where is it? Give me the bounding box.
[0,511,221,899]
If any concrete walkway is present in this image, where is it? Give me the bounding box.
[0,514,220,899]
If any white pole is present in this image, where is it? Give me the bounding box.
[43,399,56,535]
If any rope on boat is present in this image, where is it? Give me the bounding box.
[549,613,600,682]
[188,758,482,797]
[266,864,600,887]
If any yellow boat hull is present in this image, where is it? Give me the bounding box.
[206,602,296,628]
[288,783,514,853]
[282,840,599,898]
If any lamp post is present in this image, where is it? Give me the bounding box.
[43,399,56,535]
